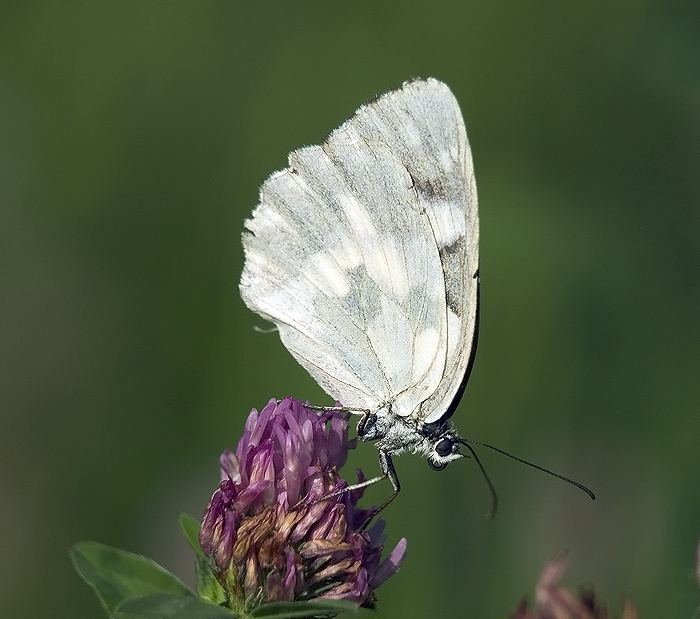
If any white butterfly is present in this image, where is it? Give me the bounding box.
[240,78,480,505]
[240,78,597,512]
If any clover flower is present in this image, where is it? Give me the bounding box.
[511,553,637,619]
[199,397,406,609]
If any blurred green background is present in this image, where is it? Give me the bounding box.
[2,2,699,618]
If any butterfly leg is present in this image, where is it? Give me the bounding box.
[304,402,369,416]
[321,470,387,499]
[353,451,400,529]
[309,450,398,501]
[374,450,400,508]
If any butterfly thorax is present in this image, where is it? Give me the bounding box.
[357,406,464,470]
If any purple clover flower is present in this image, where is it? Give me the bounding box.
[511,554,638,619]
[199,397,406,608]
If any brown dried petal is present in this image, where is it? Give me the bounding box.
[319,580,356,598]
[258,536,284,570]
[299,539,353,559]
[244,552,260,597]
[540,587,596,619]
[534,553,594,619]
[509,599,536,619]
[265,571,285,602]
[309,504,347,543]
[232,508,275,564]
[290,501,333,543]
[274,508,305,545]
[621,600,638,619]
[514,553,637,619]
[309,559,361,586]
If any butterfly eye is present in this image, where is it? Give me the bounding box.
[435,437,453,457]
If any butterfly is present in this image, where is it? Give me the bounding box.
[239,78,593,511]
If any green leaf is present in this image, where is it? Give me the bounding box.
[195,554,227,605]
[115,592,190,618]
[250,599,359,619]
[116,593,235,619]
[176,512,226,605]
[178,512,206,559]
[70,541,193,618]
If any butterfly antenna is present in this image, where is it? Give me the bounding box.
[459,438,596,501]
[459,441,498,519]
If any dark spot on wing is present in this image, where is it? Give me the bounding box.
[438,236,465,260]
[412,176,447,200]
[438,236,467,316]
[444,287,460,317]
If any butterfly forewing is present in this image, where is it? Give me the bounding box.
[240,78,478,426]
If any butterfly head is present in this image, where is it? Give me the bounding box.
[422,424,465,471]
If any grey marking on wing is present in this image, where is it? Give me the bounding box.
[411,176,448,201]
[438,235,467,316]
